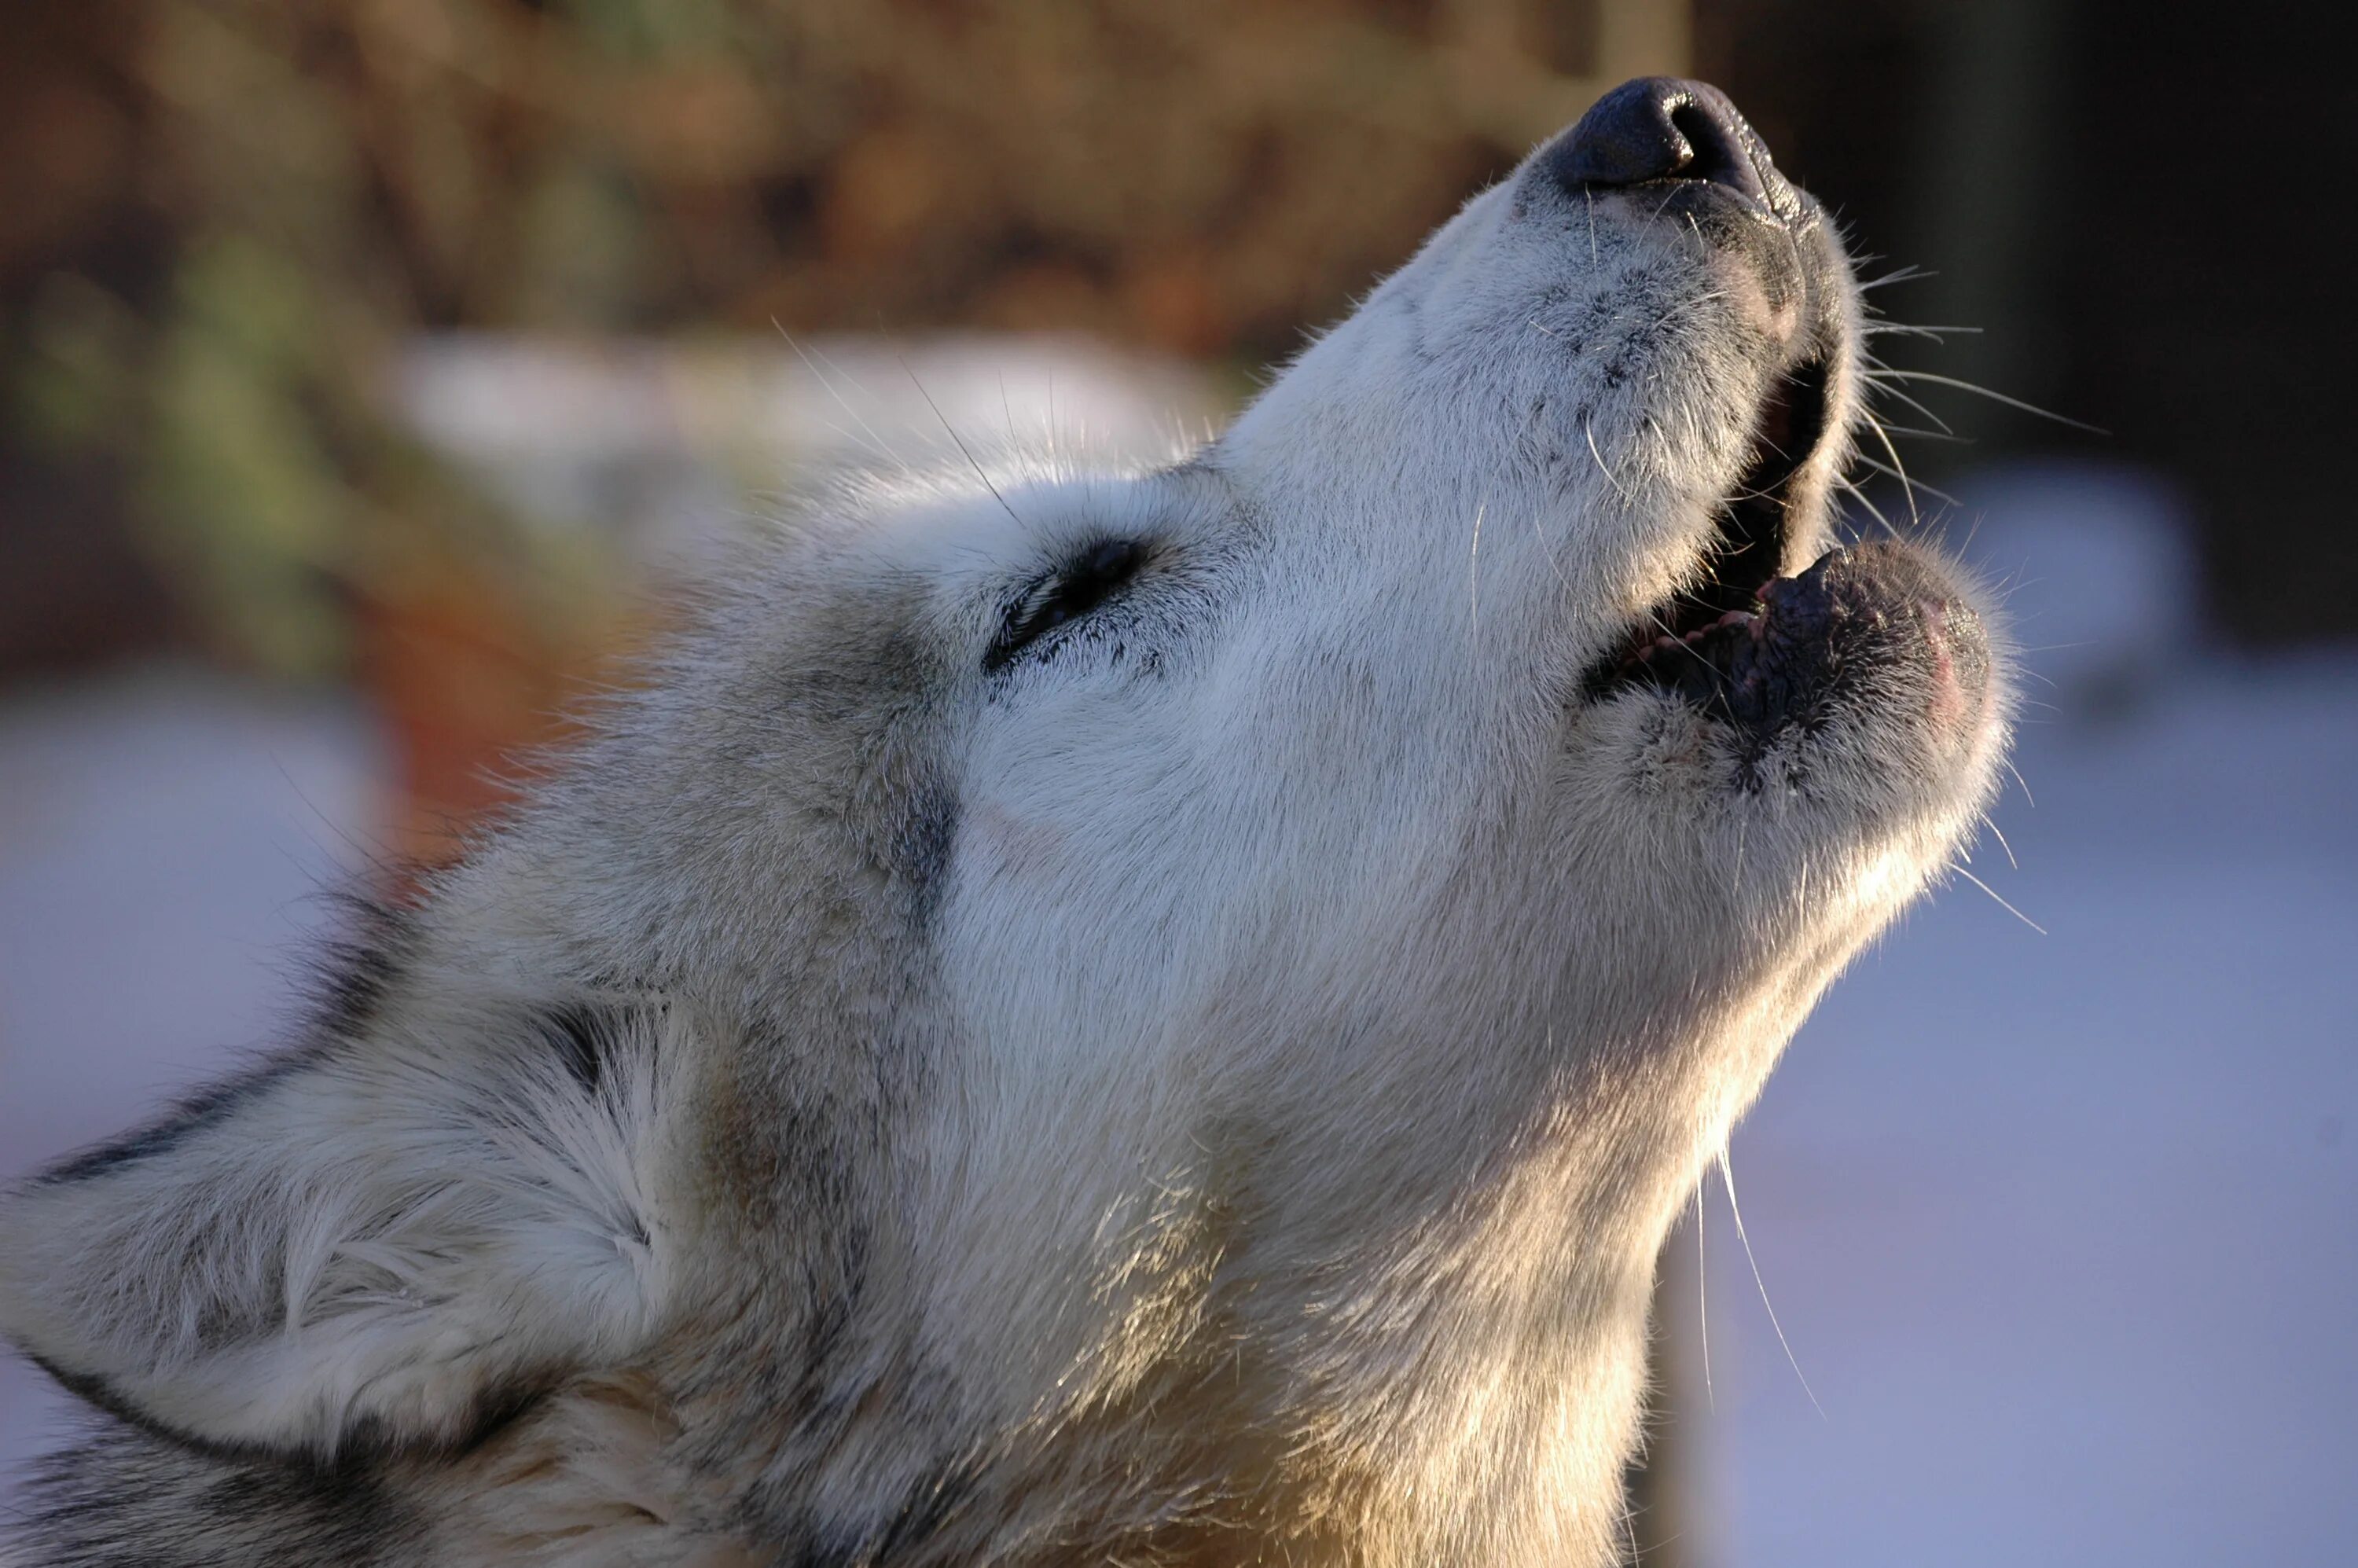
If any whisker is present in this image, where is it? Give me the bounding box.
[776,323,908,473]
[1981,813,2020,872]
[1467,501,1486,652]
[1584,419,1637,505]
[902,355,1027,528]
[1835,477,1902,540]
[1859,415,1923,530]
[1860,321,1984,340]
[1527,505,1577,598]
[1718,1148,1824,1418]
[1857,263,1937,292]
[999,371,1023,457]
[1951,862,2048,935]
[1696,1183,1713,1412]
[1860,377,1957,436]
[1862,369,2107,434]
[1866,423,1971,445]
[1853,453,1963,509]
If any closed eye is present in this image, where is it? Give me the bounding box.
[984,538,1148,672]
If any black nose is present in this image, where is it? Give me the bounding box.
[1543,77,1801,222]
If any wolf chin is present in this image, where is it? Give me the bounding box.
[2,79,2005,1566]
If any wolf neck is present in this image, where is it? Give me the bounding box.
[1018,1205,1666,1567]
[941,1113,1704,1568]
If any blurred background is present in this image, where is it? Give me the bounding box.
[2,2,2352,1562]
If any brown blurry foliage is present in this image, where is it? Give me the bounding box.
[2,0,1669,679]
[6,0,1624,343]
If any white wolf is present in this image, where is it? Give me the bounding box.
[0,79,2004,1566]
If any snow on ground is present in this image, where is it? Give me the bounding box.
[0,465,2350,1560]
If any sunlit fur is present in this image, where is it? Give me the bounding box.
[1,114,2006,1567]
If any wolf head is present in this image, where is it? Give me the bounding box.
[2,80,2005,1567]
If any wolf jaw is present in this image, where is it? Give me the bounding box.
[0,78,2007,1568]
[1582,351,1827,692]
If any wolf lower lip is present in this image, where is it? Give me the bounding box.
[1604,544,1990,738]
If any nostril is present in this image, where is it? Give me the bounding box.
[1542,77,1793,218]
[1666,102,1752,193]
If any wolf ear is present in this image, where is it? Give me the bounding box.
[0,955,685,1460]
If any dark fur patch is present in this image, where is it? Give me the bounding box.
[22,1350,184,1450]
[28,1331,560,1473]
[340,1375,556,1463]
[542,1001,612,1097]
[780,1532,865,1568]
[34,1058,304,1185]
[307,894,414,1043]
[33,896,414,1187]
[872,1460,981,1556]
[892,786,962,919]
[22,1349,354,1475]
[755,1449,975,1566]
[18,1419,406,1567]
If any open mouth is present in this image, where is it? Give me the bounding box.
[1582,351,1832,708]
